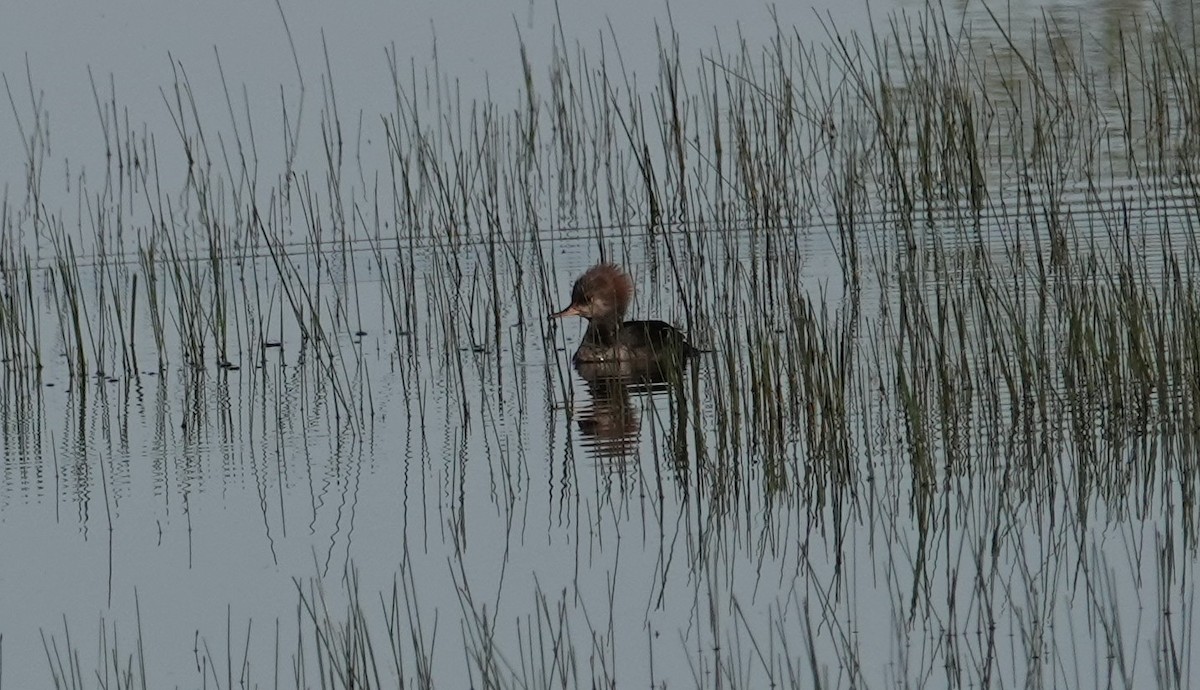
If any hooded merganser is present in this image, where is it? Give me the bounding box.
[550,263,702,367]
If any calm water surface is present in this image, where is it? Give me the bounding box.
[1,0,1198,687]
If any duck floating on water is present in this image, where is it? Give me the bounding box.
[550,263,702,370]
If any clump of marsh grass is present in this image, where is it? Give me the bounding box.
[40,562,442,690]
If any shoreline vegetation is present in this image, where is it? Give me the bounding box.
[5,2,1199,687]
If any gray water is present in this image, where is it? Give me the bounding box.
[2,0,1199,687]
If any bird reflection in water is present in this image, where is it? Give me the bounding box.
[572,361,683,460]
